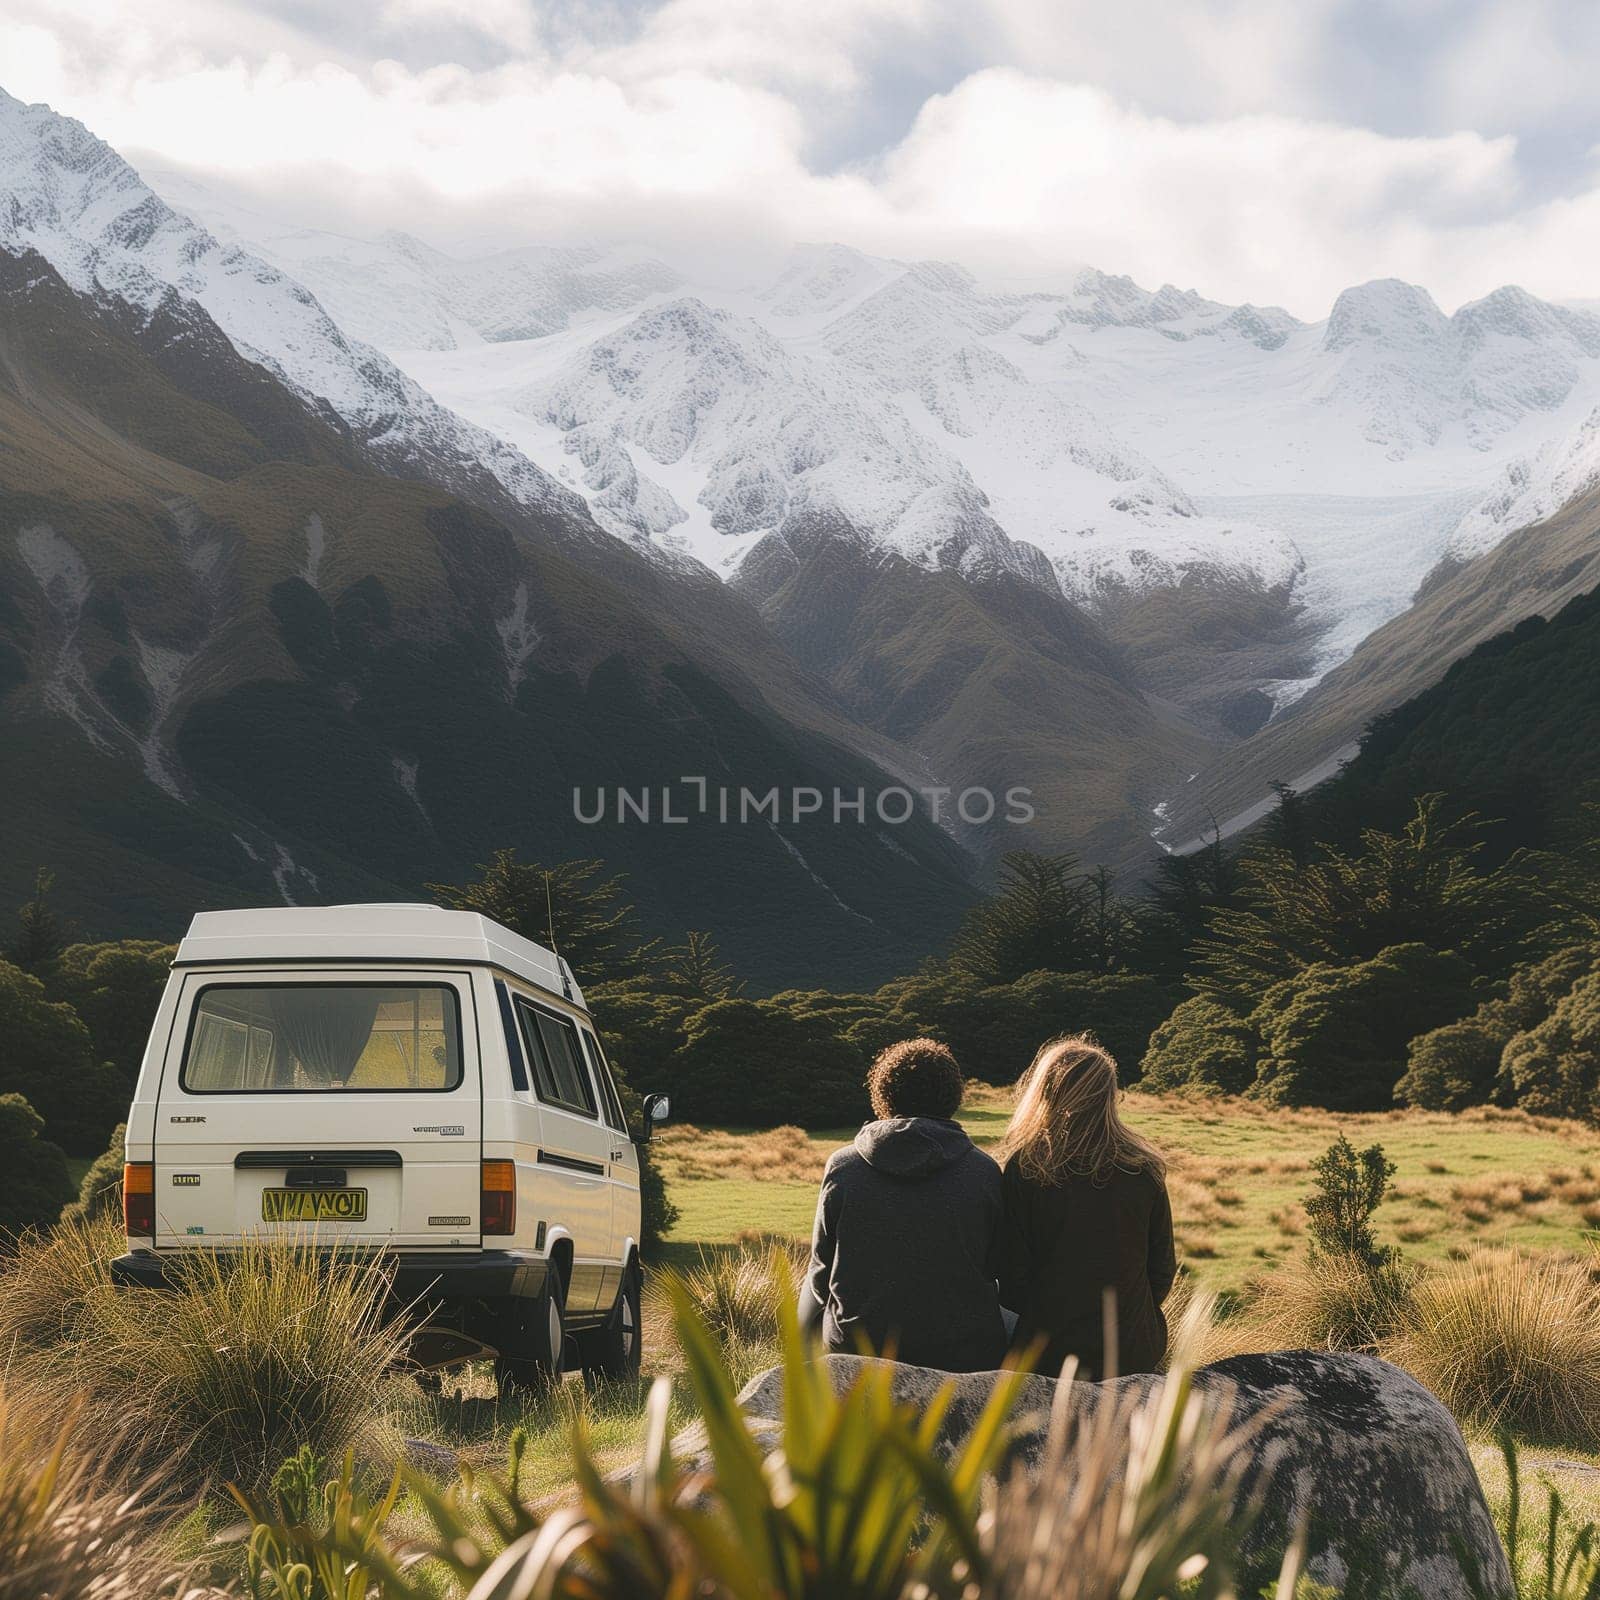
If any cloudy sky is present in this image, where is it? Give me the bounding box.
[9,0,1600,315]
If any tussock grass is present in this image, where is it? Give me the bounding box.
[645,1240,806,1389]
[1161,1274,1271,1369]
[1397,1220,1440,1243]
[0,1385,171,1599]
[0,1210,121,1356]
[1254,1250,1418,1353]
[1388,1251,1600,1450]
[2,1232,406,1493]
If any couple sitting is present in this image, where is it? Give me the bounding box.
[806,1034,1176,1378]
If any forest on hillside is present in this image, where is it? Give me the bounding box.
[4,585,1599,1239]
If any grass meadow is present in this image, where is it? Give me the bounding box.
[648,1088,1600,1545]
[655,1089,1600,1294]
[6,1088,1600,1592]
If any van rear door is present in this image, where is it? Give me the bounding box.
[152,969,481,1249]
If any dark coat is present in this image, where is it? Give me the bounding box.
[807,1117,1007,1372]
[997,1156,1177,1379]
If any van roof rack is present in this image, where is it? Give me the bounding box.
[173,904,584,1010]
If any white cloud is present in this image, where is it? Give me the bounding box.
[593,0,935,97]
[963,0,1343,123]
[5,0,1600,315]
[874,72,1525,310]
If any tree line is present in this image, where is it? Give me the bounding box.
[5,770,1599,1240]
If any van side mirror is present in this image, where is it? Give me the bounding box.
[640,1093,670,1143]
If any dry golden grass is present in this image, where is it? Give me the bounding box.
[1252,1251,1418,1353]
[1387,1250,1600,1450]
[1,1228,407,1493]
[653,1123,825,1184]
[1160,1276,1273,1369]
[0,1211,121,1356]
[1397,1220,1440,1244]
[0,1386,172,1600]
[644,1240,807,1382]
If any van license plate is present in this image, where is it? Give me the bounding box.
[261,1188,368,1222]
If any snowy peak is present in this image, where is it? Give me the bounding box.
[761,243,904,320]
[13,84,1600,719]
[1454,283,1600,356]
[1313,276,1600,457]
[1323,278,1448,354]
[525,288,1052,587]
[544,297,794,465]
[0,87,596,534]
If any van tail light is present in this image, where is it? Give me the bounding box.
[481,1159,516,1236]
[124,1162,155,1239]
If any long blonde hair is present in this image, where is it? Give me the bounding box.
[1000,1034,1165,1188]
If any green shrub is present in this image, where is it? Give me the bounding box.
[1399,941,1600,1112]
[1141,994,1260,1095]
[1500,971,1600,1122]
[875,967,1178,1085]
[669,997,869,1128]
[583,978,697,1090]
[61,1121,125,1226]
[0,960,128,1154]
[1397,1016,1513,1111]
[1250,943,1476,1110]
[1304,1135,1397,1268]
[0,1094,74,1241]
[48,940,173,1081]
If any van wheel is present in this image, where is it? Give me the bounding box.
[577,1265,641,1385]
[495,1278,566,1399]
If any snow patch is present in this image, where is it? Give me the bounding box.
[301,512,326,589]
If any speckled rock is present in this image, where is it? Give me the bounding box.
[718,1350,1512,1600]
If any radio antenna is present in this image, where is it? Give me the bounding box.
[545,870,574,999]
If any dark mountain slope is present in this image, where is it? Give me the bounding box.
[736,515,1215,867]
[1160,480,1600,847]
[1292,582,1600,857]
[0,248,976,986]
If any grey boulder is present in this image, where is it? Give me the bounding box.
[724,1349,1511,1600]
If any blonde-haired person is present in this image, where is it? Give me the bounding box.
[997,1034,1176,1378]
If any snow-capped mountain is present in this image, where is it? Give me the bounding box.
[163,194,1600,702]
[0,88,596,539]
[10,83,1600,721]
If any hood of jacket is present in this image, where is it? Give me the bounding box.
[852,1116,974,1179]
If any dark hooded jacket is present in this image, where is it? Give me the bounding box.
[997,1158,1176,1379]
[806,1117,1007,1372]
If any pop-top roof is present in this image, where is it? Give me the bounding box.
[175,904,585,1010]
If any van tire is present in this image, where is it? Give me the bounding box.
[578,1265,641,1385]
[495,1277,566,1398]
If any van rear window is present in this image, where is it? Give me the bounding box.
[180,984,462,1093]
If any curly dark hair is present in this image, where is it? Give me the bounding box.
[867,1037,963,1121]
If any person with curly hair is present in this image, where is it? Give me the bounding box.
[804,1036,1006,1371]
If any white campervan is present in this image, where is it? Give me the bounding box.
[111,904,668,1394]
